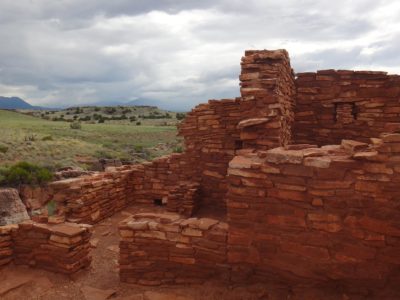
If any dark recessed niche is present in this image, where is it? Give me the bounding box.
[235,140,243,150]
[334,102,357,124]
[153,199,163,206]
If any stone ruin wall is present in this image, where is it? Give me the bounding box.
[227,135,400,286]
[294,70,400,145]
[20,153,198,224]
[178,98,242,213]
[0,225,14,267]
[2,48,400,287]
[119,212,229,285]
[116,50,400,287]
[0,221,91,274]
[239,50,295,149]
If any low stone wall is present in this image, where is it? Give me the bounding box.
[0,221,92,275]
[166,182,200,217]
[20,154,199,224]
[20,167,135,224]
[0,225,15,267]
[119,212,229,285]
[226,133,400,286]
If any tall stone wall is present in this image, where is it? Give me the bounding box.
[226,133,400,286]
[178,99,242,213]
[294,70,400,145]
[239,50,296,149]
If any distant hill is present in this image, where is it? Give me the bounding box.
[126,99,189,112]
[0,96,45,110]
[0,96,190,112]
[80,98,189,112]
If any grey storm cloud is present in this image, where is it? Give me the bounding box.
[0,0,399,109]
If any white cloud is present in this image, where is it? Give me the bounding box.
[0,0,399,109]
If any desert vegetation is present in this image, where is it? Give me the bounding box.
[24,105,184,126]
[0,109,181,170]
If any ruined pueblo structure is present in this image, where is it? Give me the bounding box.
[2,49,400,290]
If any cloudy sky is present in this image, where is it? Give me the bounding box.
[0,0,399,110]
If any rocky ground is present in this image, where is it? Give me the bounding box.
[2,205,400,300]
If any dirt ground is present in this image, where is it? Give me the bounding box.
[2,205,400,300]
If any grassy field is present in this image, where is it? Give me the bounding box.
[0,109,180,169]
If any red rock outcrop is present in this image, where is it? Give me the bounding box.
[0,189,29,226]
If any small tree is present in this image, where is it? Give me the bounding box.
[70,122,82,129]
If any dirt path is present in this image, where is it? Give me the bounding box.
[1,205,400,299]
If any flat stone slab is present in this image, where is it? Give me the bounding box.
[237,118,270,129]
[50,223,87,237]
[81,286,116,300]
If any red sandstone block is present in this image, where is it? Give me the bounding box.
[334,243,376,263]
[265,215,306,228]
[280,241,330,260]
[268,189,307,202]
[354,181,380,192]
[309,180,352,189]
[280,164,313,177]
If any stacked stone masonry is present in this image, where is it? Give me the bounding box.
[227,135,400,286]
[0,225,15,267]
[0,221,91,274]
[294,70,400,145]
[4,49,400,288]
[119,212,228,285]
[20,154,198,224]
[240,50,296,149]
[117,49,400,287]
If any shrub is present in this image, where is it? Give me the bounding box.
[174,146,183,153]
[176,113,186,120]
[105,107,116,114]
[70,122,82,129]
[47,200,57,216]
[0,144,8,153]
[134,145,144,153]
[95,150,113,159]
[0,162,53,187]
[24,134,37,141]
[42,135,53,141]
[136,121,141,126]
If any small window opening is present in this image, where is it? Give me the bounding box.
[235,140,243,150]
[153,199,163,206]
[335,102,357,124]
